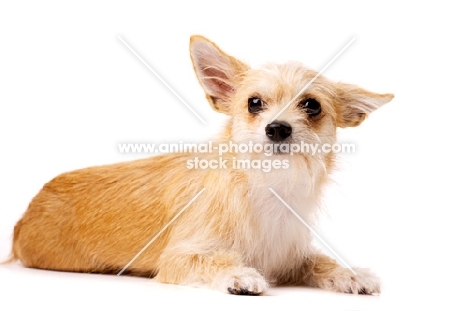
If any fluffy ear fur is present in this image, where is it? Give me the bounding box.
[335,82,394,127]
[190,35,249,115]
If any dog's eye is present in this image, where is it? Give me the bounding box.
[248,97,264,113]
[301,98,321,117]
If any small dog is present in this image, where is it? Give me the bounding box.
[8,36,393,295]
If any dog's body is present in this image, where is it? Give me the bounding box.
[9,36,393,295]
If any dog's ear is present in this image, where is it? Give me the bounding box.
[335,82,394,127]
[190,36,249,115]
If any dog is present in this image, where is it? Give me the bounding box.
[7,35,393,295]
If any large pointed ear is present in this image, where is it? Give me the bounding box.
[190,35,249,115]
[335,82,394,128]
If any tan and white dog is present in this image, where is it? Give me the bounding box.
[8,36,393,295]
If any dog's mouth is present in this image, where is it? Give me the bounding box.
[261,141,296,156]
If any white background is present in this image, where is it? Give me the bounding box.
[1,1,467,310]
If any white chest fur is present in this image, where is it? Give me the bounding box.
[236,157,324,280]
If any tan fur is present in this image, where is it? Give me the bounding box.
[8,35,393,295]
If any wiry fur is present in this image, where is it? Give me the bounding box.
[8,35,393,295]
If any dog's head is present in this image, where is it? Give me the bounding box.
[190,35,393,155]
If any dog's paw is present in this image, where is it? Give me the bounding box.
[317,267,380,295]
[214,267,268,295]
[349,267,381,295]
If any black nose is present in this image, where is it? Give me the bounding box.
[265,121,292,141]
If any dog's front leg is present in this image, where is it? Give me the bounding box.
[155,249,268,295]
[303,253,380,295]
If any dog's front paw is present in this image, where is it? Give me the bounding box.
[214,267,268,295]
[348,267,381,295]
[316,267,380,295]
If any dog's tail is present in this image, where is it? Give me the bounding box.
[1,254,17,265]
[1,222,21,265]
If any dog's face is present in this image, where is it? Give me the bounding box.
[229,63,339,151]
[190,36,393,155]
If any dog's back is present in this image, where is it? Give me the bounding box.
[11,154,192,276]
